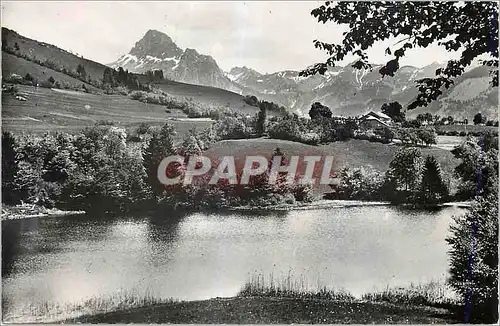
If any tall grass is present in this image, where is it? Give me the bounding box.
[237,270,355,301]
[238,272,458,308]
[2,288,176,324]
[361,280,460,307]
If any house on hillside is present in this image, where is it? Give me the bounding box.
[359,111,392,129]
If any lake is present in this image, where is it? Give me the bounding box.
[2,205,465,322]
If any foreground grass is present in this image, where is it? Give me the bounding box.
[2,289,175,323]
[4,274,462,323]
[72,296,458,324]
[68,275,461,324]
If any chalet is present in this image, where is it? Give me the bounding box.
[359,111,392,129]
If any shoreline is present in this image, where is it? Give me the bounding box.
[1,204,85,221]
[1,199,471,221]
[228,199,472,212]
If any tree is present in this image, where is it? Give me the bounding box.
[143,123,177,199]
[309,102,332,120]
[2,132,19,204]
[381,101,405,123]
[116,67,127,84]
[447,116,455,125]
[384,147,423,203]
[153,70,164,81]
[473,112,484,125]
[416,128,437,146]
[24,73,34,82]
[180,129,202,156]
[374,127,394,143]
[102,67,115,86]
[330,167,384,200]
[256,101,267,136]
[48,76,55,84]
[416,113,434,125]
[14,42,19,51]
[76,64,87,79]
[418,155,448,204]
[300,2,499,110]
[446,188,498,323]
[451,132,498,199]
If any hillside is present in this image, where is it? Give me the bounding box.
[2,27,108,82]
[2,28,261,119]
[2,51,100,92]
[1,84,211,140]
[204,138,460,195]
[150,79,261,115]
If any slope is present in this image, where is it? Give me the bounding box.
[2,51,100,92]
[2,27,108,82]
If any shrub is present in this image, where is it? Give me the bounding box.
[268,114,320,145]
[24,73,34,82]
[95,120,115,126]
[5,73,23,84]
[291,184,314,202]
[327,167,384,200]
[136,123,150,135]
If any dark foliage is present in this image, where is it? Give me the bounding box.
[2,132,19,204]
[256,102,267,136]
[309,102,332,120]
[417,155,449,204]
[446,189,498,323]
[473,112,485,125]
[381,102,405,123]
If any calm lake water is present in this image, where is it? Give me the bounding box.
[2,205,465,322]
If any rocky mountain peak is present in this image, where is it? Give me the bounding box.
[129,29,183,59]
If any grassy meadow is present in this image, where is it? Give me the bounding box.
[1,84,213,141]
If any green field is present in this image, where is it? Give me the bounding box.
[154,79,260,115]
[1,84,212,140]
[435,124,498,134]
[3,28,109,82]
[2,52,99,91]
[207,138,459,174]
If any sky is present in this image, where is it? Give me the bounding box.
[1,1,460,74]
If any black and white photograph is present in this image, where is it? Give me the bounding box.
[1,1,499,324]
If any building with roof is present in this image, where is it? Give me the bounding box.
[358,111,393,129]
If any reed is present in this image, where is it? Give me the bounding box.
[3,288,176,323]
[237,270,355,301]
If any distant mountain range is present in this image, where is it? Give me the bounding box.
[111,29,498,120]
[2,26,496,121]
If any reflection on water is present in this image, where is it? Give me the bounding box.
[2,206,465,321]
